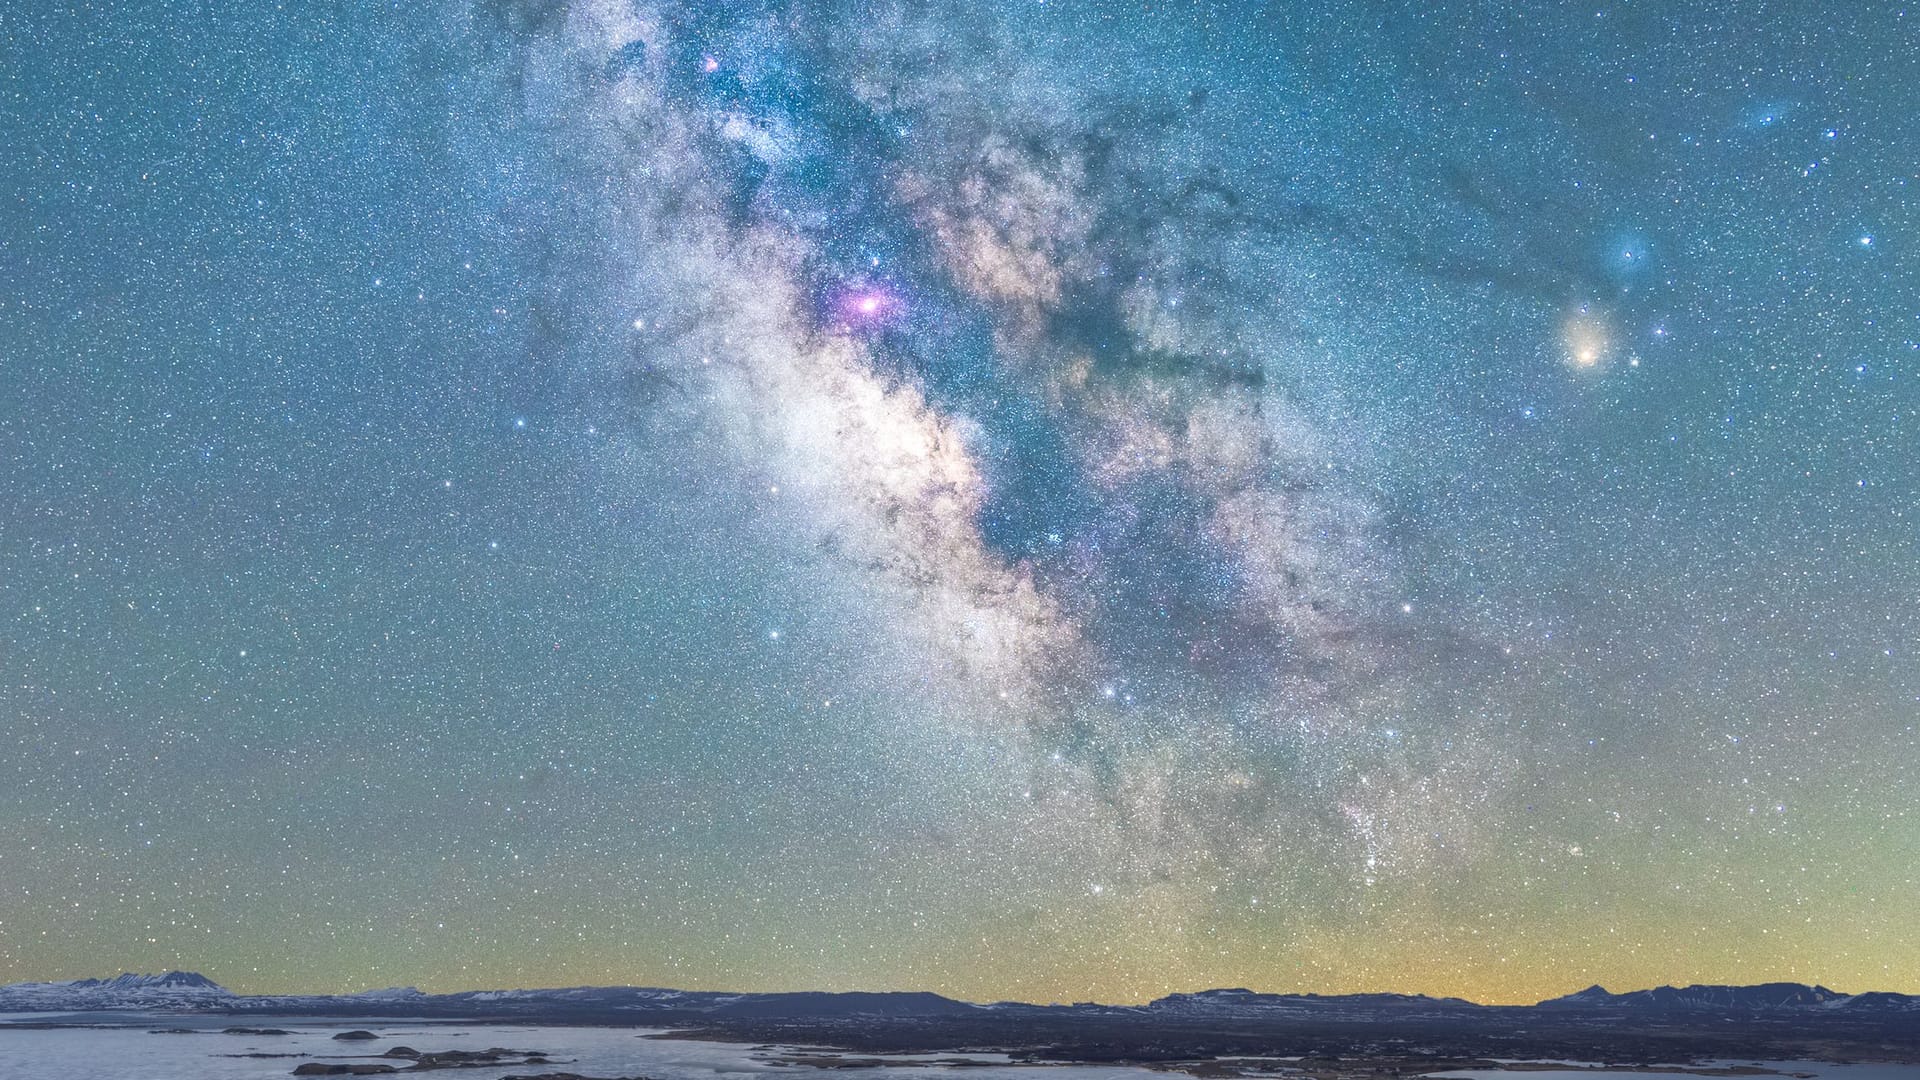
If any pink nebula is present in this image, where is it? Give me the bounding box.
[834,284,903,328]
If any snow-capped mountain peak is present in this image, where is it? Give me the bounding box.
[102,971,227,992]
[0,970,232,1008]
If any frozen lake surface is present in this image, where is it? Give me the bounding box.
[0,1018,1145,1080]
[0,1016,1913,1080]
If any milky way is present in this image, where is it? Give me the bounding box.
[2,1,1916,1003]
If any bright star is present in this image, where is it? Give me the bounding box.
[1564,310,1610,369]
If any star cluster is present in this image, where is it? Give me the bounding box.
[0,1,1915,1004]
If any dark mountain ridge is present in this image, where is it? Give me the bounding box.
[2,970,1913,1017]
[1539,981,1857,1010]
[5,971,1919,1068]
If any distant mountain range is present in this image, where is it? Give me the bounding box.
[1539,981,1857,1010]
[1,971,1915,1017]
[0,970,234,1009]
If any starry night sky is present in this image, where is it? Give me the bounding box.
[2,1,1917,1004]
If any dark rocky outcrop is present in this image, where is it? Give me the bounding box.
[408,1047,549,1069]
[497,1075,660,1080]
